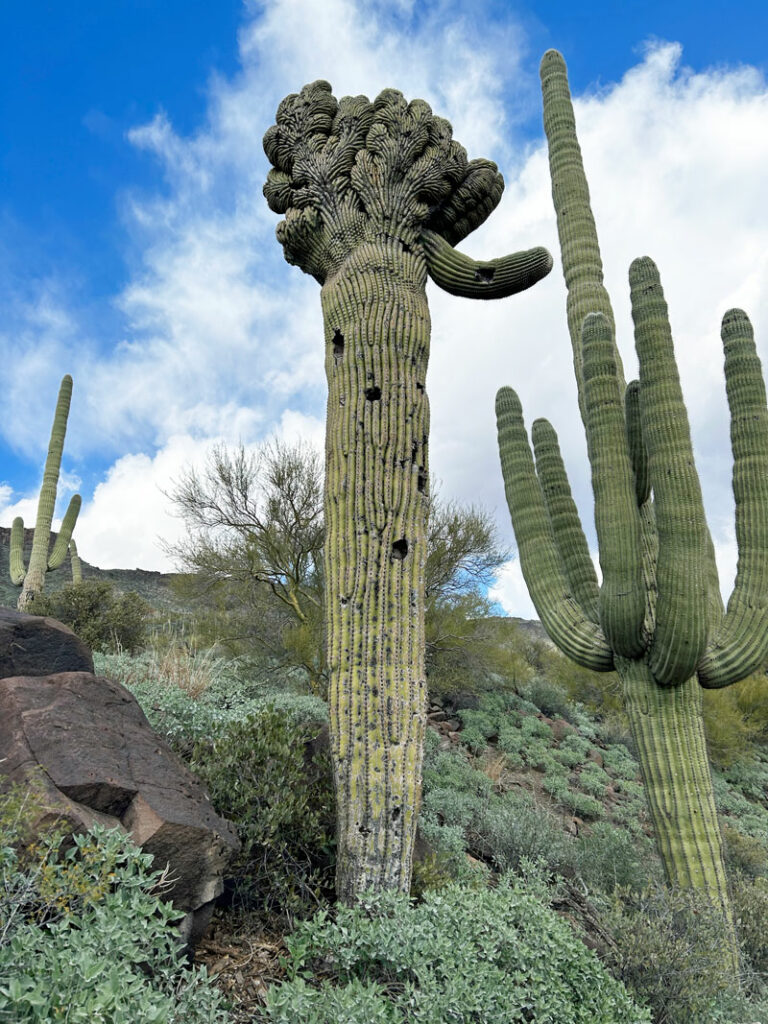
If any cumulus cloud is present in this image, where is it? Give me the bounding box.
[3,3,768,617]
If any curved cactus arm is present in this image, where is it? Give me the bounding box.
[699,309,768,688]
[496,386,614,671]
[540,49,621,421]
[583,313,646,657]
[10,517,26,586]
[48,493,81,570]
[69,538,83,584]
[630,258,709,685]
[420,229,552,300]
[531,417,599,621]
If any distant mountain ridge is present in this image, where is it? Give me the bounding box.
[0,526,181,612]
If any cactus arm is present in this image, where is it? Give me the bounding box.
[420,228,552,300]
[699,309,768,687]
[630,258,709,685]
[18,375,73,611]
[10,517,26,586]
[540,49,621,421]
[582,313,646,657]
[624,381,650,506]
[496,386,614,671]
[531,417,599,621]
[69,537,83,584]
[48,494,81,570]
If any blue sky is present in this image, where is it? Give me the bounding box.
[2,1,767,615]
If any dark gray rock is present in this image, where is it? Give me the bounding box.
[0,607,94,679]
[0,671,239,946]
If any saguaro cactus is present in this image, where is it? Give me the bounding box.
[495,50,768,968]
[11,375,81,611]
[69,538,83,584]
[264,81,552,900]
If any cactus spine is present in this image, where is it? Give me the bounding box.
[12,375,81,611]
[495,51,768,969]
[264,82,551,900]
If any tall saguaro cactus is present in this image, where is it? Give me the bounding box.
[495,50,768,968]
[264,81,552,900]
[11,375,81,611]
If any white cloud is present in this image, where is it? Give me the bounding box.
[75,435,211,571]
[3,6,767,623]
[488,558,536,620]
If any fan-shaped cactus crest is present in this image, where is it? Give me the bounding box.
[264,81,551,900]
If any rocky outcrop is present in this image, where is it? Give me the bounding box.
[0,607,94,679]
[0,671,239,946]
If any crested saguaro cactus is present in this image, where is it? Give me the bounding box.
[495,50,768,969]
[11,374,82,611]
[264,81,552,900]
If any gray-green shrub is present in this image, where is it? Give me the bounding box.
[265,872,650,1023]
[0,790,228,1024]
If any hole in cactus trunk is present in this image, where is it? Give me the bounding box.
[391,538,408,560]
[365,386,381,401]
[417,469,427,493]
[416,382,424,392]
[332,329,344,364]
[474,265,495,283]
[391,806,401,822]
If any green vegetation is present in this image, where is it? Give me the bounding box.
[265,873,650,1024]
[30,579,152,653]
[0,786,228,1023]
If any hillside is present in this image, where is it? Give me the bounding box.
[0,526,183,613]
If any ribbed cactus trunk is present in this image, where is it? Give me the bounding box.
[264,80,551,900]
[618,659,736,965]
[323,242,429,897]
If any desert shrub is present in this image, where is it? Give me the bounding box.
[573,822,659,894]
[188,707,336,924]
[562,790,604,820]
[410,850,459,897]
[601,743,640,780]
[723,823,768,880]
[577,761,611,798]
[0,788,228,1023]
[517,675,574,722]
[554,732,592,768]
[29,579,151,653]
[265,872,650,1024]
[732,875,768,978]
[94,648,327,757]
[469,793,574,875]
[702,686,759,769]
[598,883,745,1024]
[456,708,497,753]
[538,646,624,718]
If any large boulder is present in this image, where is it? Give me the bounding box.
[0,607,94,679]
[0,671,239,946]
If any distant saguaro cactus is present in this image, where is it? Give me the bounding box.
[69,537,83,584]
[11,375,81,611]
[495,50,768,969]
[264,81,552,900]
